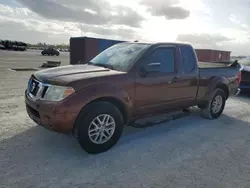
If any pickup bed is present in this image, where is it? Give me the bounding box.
[25,42,241,154]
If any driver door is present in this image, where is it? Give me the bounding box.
[134,46,180,116]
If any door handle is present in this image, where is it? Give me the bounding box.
[168,77,178,84]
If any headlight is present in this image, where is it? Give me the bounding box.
[43,85,75,101]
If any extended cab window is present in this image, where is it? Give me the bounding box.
[180,45,196,73]
[145,48,175,73]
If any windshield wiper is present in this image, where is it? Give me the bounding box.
[88,62,115,70]
[86,61,115,70]
[86,61,94,65]
[96,63,115,70]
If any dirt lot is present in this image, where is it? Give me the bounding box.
[1,50,250,188]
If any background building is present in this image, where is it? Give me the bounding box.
[70,37,231,64]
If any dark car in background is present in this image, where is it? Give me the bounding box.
[0,40,27,51]
[238,57,250,91]
[41,47,60,56]
[0,44,6,50]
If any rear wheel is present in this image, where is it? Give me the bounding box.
[201,88,226,119]
[75,102,124,154]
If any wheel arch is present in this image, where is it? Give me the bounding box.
[88,97,128,123]
[72,96,128,134]
[208,76,229,99]
[215,83,229,99]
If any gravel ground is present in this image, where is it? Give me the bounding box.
[1,50,250,188]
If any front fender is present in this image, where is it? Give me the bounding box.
[57,83,133,116]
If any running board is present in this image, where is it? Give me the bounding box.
[130,109,190,128]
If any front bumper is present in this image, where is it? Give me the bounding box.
[25,90,78,134]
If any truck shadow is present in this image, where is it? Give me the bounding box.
[1,110,250,186]
[235,92,250,103]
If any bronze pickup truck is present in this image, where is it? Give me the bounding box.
[25,42,242,154]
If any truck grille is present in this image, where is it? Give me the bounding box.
[29,79,40,96]
[27,77,51,100]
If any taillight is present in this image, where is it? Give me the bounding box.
[237,71,242,84]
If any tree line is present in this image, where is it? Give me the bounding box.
[27,42,69,49]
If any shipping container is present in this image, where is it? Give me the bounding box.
[70,37,124,64]
[195,49,231,62]
[70,36,231,64]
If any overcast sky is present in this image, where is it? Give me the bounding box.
[0,0,249,55]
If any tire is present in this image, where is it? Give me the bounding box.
[75,101,124,154]
[202,88,226,119]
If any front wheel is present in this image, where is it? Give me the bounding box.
[75,102,124,154]
[201,88,226,119]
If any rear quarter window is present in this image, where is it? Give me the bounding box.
[180,45,196,73]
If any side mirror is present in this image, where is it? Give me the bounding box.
[139,66,148,77]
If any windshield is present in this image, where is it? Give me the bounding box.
[239,57,250,66]
[89,43,150,72]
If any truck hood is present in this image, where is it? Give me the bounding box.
[34,64,121,85]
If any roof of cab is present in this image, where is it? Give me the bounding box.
[122,41,193,47]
